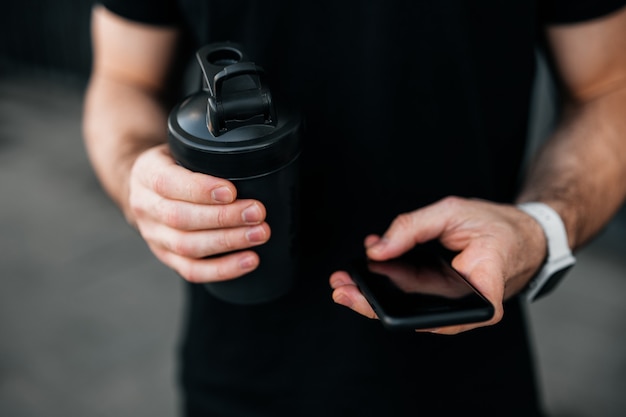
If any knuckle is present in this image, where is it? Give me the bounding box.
[186,257,239,283]
[168,232,206,259]
[211,262,234,282]
[215,231,238,252]
[169,233,194,257]
[127,184,148,218]
[151,171,169,196]
[136,223,156,246]
[128,194,144,218]
[152,245,198,282]
[393,212,414,229]
[150,242,209,284]
[439,195,463,209]
[215,205,230,228]
[159,200,186,229]
[181,262,203,284]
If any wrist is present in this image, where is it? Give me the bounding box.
[517,202,576,302]
[515,193,580,250]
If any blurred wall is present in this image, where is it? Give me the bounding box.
[0,0,93,81]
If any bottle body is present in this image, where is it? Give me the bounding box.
[206,156,300,304]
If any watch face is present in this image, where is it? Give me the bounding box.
[534,264,574,300]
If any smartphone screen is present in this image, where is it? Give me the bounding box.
[349,242,494,331]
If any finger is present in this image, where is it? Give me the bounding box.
[364,234,381,248]
[137,145,237,204]
[416,325,465,335]
[330,271,378,320]
[151,245,261,283]
[329,270,355,289]
[451,248,505,328]
[144,222,271,259]
[152,198,266,231]
[451,241,505,304]
[416,314,497,335]
[366,197,463,261]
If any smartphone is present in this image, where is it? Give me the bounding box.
[349,242,494,331]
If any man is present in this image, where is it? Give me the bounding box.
[83,1,626,415]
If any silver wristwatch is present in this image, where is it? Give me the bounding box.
[517,202,576,302]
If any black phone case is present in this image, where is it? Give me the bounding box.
[349,243,495,331]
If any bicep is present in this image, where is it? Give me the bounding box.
[546,5,626,102]
[90,4,181,93]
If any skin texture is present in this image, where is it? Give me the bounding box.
[83,5,626,334]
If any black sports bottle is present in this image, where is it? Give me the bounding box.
[168,42,302,304]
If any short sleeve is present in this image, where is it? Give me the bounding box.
[97,0,181,26]
[541,0,626,24]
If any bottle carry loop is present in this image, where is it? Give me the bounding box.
[197,43,276,136]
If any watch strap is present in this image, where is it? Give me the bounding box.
[517,202,576,302]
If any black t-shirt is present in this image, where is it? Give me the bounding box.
[97,1,625,416]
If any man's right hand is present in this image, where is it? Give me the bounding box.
[83,7,270,284]
[128,144,271,283]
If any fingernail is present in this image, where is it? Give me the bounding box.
[212,186,234,203]
[332,291,353,308]
[246,225,267,243]
[242,204,262,224]
[239,254,258,270]
[329,275,345,288]
[367,237,388,253]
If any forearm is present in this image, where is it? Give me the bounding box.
[517,85,626,250]
[82,74,170,222]
[82,5,182,224]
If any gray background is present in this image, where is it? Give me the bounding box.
[1,2,625,416]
